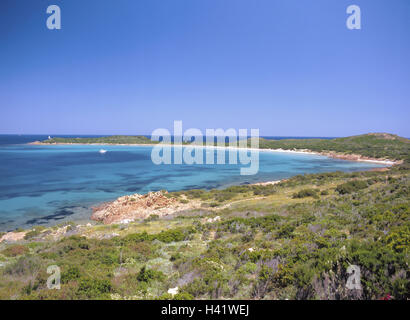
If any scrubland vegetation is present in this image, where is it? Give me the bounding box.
[0,165,408,300]
[42,135,153,145]
[257,133,410,161]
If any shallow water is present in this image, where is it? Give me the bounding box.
[0,139,384,231]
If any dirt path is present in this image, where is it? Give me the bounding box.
[216,196,268,210]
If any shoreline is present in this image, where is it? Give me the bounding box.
[0,140,396,232]
[29,141,399,165]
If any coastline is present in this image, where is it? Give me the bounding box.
[0,139,393,230]
[29,141,399,166]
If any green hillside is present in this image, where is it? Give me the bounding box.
[257,133,410,161]
[0,166,408,300]
[42,135,155,145]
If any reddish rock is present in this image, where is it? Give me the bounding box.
[0,231,27,243]
[91,191,199,224]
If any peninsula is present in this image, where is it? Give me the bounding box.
[31,133,409,165]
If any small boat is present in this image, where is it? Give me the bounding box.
[48,136,52,139]
[99,149,107,154]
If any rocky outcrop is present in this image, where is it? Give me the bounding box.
[167,287,179,296]
[91,191,199,224]
[0,231,27,243]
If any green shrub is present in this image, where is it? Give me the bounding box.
[277,224,295,238]
[292,188,319,199]
[155,229,186,243]
[122,227,193,244]
[5,256,41,276]
[170,252,182,261]
[137,266,165,283]
[392,278,409,300]
[123,231,150,243]
[78,242,90,250]
[61,266,81,284]
[383,225,409,253]
[244,250,262,263]
[77,278,112,298]
[1,245,28,257]
[336,180,368,194]
[173,292,194,300]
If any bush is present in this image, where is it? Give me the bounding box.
[61,266,81,284]
[170,252,182,261]
[78,242,90,250]
[1,245,29,257]
[173,292,194,300]
[137,266,165,283]
[122,227,193,244]
[336,180,368,195]
[383,226,409,253]
[124,231,150,243]
[292,189,318,199]
[5,256,41,276]
[77,278,112,298]
[392,278,409,300]
[277,224,295,238]
[155,229,186,243]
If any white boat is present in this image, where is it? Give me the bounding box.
[99,149,107,154]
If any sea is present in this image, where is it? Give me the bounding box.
[0,134,385,231]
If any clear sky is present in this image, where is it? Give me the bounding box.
[1,0,409,137]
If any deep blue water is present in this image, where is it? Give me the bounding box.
[0,135,384,231]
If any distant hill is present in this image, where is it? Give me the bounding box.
[257,133,410,161]
[40,135,154,145]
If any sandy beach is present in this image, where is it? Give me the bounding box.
[29,141,399,166]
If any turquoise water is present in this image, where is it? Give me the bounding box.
[0,142,384,231]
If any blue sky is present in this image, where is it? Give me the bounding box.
[1,0,409,137]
